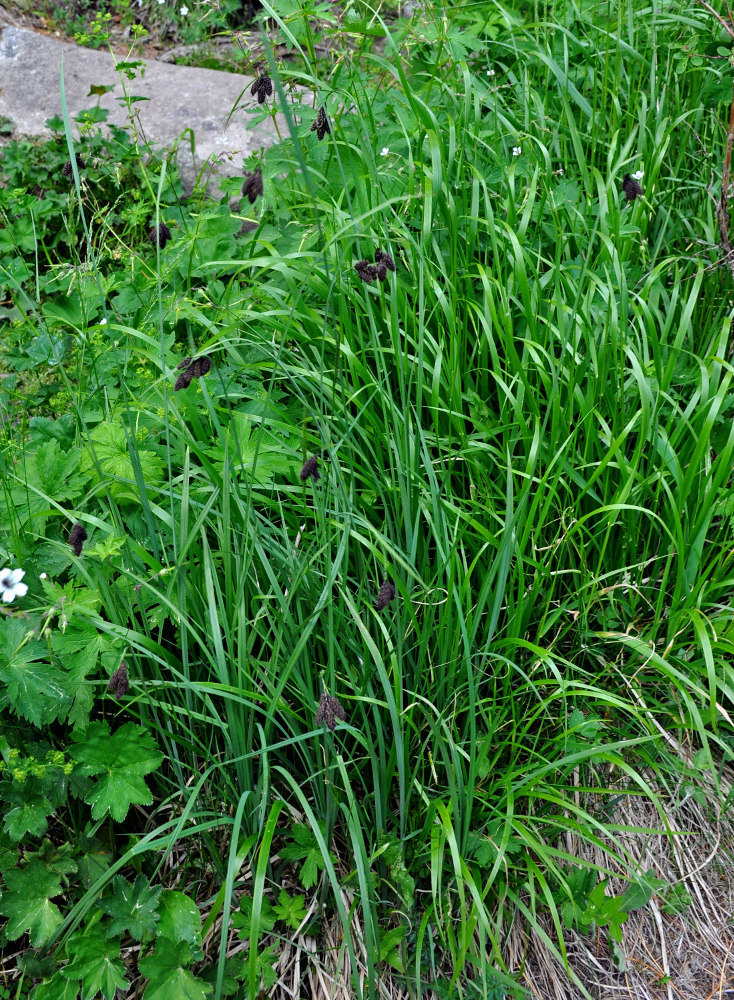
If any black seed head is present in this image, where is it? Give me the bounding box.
[148,222,172,249]
[622,174,644,202]
[311,107,330,141]
[107,661,129,699]
[177,356,193,371]
[376,260,387,281]
[62,153,86,177]
[242,169,264,204]
[315,692,346,731]
[375,579,396,611]
[374,248,396,273]
[299,455,320,482]
[186,356,212,379]
[69,522,88,557]
[175,370,193,391]
[355,260,379,282]
[250,73,273,104]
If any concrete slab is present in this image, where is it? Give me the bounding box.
[0,26,283,194]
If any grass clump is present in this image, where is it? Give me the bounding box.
[1,0,734,998]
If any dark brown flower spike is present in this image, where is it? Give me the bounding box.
[375,580,396,611]
[311,107,330,141]
[355,260,379,282]
[374,248,396,273]
[69,522,88,557]
[250,73,273,104]
[299,455,320,482]
[622,174,643,202]
[107,661,129,699]
[62,153,86,177]
[177,357,193,370]
[186,356,212,379]
[315,691,346,731]
[242,169,264,204]
[148,222,172,249]
[174,355,212,390]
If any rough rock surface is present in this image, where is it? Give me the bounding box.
[0,24,284,193]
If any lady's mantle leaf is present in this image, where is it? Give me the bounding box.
[139,938,212,1000]
[61,924,128,1000]
[0,860,63,946]
[157,890,203,945]
[98,875,162,939]
[72,721,163,821]
[82,421,164,501]
[0,617,71,727]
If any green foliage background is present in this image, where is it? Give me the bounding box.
[1,0,733,997]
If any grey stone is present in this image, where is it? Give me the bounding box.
[0,26,284,196]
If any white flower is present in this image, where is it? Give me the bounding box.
[180,3,189,14]
[40,573,48,579]
[512,146,521,157]
[0,568,28,604]
[486,68,496,77]
[99,318,107,326]
[633,169,644,181]
[380,147,389,157]
[158,0,165,4]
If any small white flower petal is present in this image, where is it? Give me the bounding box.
[40,573,48,579]
[380,147,390,157]
[7,569,25,585]
[13,582,28,599]
[1,588,15,603]
[512,146,521,157]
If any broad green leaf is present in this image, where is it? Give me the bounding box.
[33,972,80,1000]
[273,889,306,930]
[278,821,334,890]
[379,925,407,972]
[0,832,19,874]
[82,420,165,500]
[25,841,78,878]
[26,439,86,501]
[157,891,202,945]
[99,875,162,939]
[231,894,277,937]
[72,721,163,822]
[0,617,71,727]
[62,924,128,1000]
[3,792,53,841]
[199,957,247,996]
[140,938,212,1000]
[52,627,119,730]
[620,869,664,912]
[76,836,114,890]
[0,861,63,946]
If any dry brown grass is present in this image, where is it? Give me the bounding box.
[231,753,734,1000]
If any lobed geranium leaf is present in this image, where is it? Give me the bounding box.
[26,438,86,501]
[0,617,70,727]
[98,874,162,940]
[0,860,63,946]
[72,721,163,822]
[62,924,128,1000]
[140,937,212,1000]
